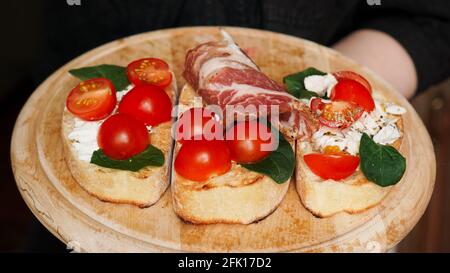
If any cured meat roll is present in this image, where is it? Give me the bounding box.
[183,30,316,139]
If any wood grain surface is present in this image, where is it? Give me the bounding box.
[11,27,435,252]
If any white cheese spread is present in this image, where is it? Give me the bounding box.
[68,119,102,162]
[68,85,151,162]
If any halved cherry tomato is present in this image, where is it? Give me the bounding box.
[97,113,149,160]
[127,58,172,88]
[174,140,232,182]
[310,98,363,129]
[331,78,375,112]
[175,107,223,143]
[118,84,172,126]
[333,71,372,93]
[66,78,116,121]
[225,120,273,164]
[304,152,360,180]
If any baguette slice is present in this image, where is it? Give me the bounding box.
[296,94,403,218]
[61,79,177,208]
[171,84,291,224]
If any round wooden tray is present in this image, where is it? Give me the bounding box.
[11,27,435,252]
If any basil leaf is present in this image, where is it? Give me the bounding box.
[359,133,406,187]
[241,131,295,184]
[69,64,129,91]
[90,145,164,172]
[283,67,326,99]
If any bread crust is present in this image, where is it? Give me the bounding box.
[61,80,177,207]
[296,94,404,218]
[171,84,290,224]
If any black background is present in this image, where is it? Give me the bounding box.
[1,0,449,252]
[0,0,355,252]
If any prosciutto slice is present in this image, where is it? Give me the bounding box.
[183,30,317,139]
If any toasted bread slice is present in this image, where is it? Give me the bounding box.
[296,94,403,218]
[61,79,177,208]
[171,84,291,224]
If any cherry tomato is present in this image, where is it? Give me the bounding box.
[331,78,375,112]
[97,113,149,160]
[225,120,273,164]
[175,107,223,143]
[333,71,372,93]
[310,98,363,129]
[174,140,232,182]
[66,78,116,121]
[118,84,172,126]
[304,152,360,180]
[127,58,172,88]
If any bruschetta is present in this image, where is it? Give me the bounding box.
[168,31,308,224]
[171,84,293,224]
[62,58,176,207]
[283,69,407,217]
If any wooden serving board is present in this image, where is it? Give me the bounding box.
[11,27,435,252]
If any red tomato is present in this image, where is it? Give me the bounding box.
[175,107,223,143]
[66,78,116,121]
[97,113,149,160]
[310,98,363,129]
[225,120,273,164]
[303,153,360,180]
[174,140,232,182]
[127,58,172,88]
[118,84,172,126]
[331,78,375,112]
[333,71,372,93]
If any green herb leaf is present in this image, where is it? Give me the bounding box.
[241,130,295,184]
[359,133,406,187]
[90,145,164,172]
[283,67,327,99]
[69,64,129,91]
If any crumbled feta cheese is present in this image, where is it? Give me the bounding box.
[304,75,327,94]
[373,124,401,145]
[304,73,337,97]
[344,130,363,155]
[384,103,406,115]
[358,112,380,136]
[313,130,347,152]
[312,98,403,155]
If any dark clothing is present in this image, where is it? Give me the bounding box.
[38,0,450,92]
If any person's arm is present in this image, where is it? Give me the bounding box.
[333,0,450,99]
[333,29,417,99]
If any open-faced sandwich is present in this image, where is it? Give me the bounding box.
[171,31,298,224]
[62,58,176,207]
[283,68,407,217]
[60,29,407,222]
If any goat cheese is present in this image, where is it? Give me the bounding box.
[68,85,137,162]
[68,119,102,162]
